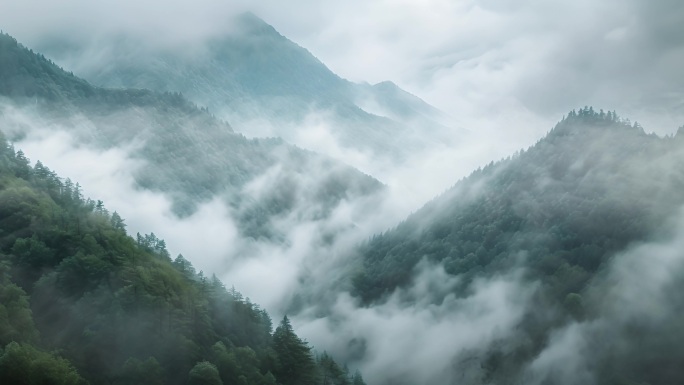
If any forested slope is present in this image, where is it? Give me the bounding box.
[357,108,683,301]
[0,130,366,385]
[354,108,684,384]
[0,32,382,238]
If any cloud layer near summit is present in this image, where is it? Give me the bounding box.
[2,0,683,138]
[255,0,684,133]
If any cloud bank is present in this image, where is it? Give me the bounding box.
[0,101,537,384]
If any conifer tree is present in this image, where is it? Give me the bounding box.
[273,316,316,385]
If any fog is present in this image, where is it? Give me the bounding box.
[0,103,400,304]
[2,1,684,384]
[5,0,679,201]
[10,99,682,384]
[239,110,502,208]
[524,210,684,385]
[297,263,536,384]
[2,0,682,140]
[0,98,538,383]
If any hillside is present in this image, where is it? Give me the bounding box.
[353,108,684,384]
[0,129,367,385]
[36,12,456,162]
[0,32,383,239]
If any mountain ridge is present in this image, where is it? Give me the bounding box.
[6,20,684,385]
[33,12,458,163]
[351,107,684,384]
[0,31,384,240]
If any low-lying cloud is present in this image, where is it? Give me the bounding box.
[0,103,406,308]
[524,209,684,385]
[297,262,535,385]
[3,1,684,382]
[8,116,240,277]
[0,100,537,384]
[5,101,684,384]
[236,109,518,210]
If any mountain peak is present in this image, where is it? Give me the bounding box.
[28,14,453,163]
[373,80,400,90]
[675,125,684,139]
[548,107,646,139]
[234,11,282,37]
[0,31,94,102]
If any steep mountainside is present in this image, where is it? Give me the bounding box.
[37,13,455,161]
[0,32,383,238]
[354,108,684,384]
[0,130,367,385]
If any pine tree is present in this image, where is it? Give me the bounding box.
[272,316,316,385]
[110,211,126,232]
[351,370,367,385]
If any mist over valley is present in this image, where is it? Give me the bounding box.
[1,2,683,385]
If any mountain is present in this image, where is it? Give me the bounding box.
[7,23,684,385]
[353,107,684,384]
[0,32,383,239]
[37,12,457,162]
[0,130,367,385]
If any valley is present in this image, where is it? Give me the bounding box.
[1,4,684,385]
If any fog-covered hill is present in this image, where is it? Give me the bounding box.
[36,12,456,163]
[352,108,684,384]
[0,130,366,385]
[0,32,383,240]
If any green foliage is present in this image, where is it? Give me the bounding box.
[0,342,87,385]
[116,357,164,385]
[318,352,350,385]
[0,131,365,385]
[351,370,367,385]
[12,236,55,268]
[189,361,223,385]
[0,262,37,345]
[273,316,317,385]
[355,108,684,384]
[357,108,682,304]
[0,30,387,385]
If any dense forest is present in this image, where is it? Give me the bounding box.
[354,107,684,384]
[0,129,367,384]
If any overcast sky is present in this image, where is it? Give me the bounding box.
[1,0,683,139]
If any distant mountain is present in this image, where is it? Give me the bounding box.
[37,12,457,162]
[0,32,383,239]
[354,108,684,384]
